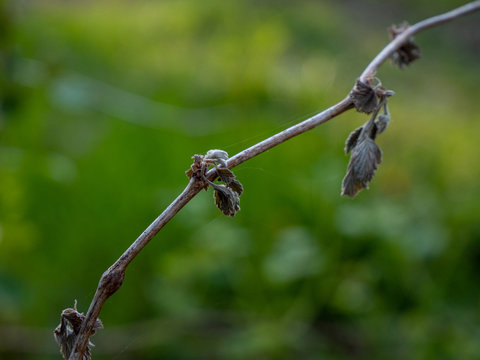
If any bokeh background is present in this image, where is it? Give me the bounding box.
[1,0,480,359]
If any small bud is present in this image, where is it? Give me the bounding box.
[374,113,391,135]
[204,149,229,168]
[376,87,395,98]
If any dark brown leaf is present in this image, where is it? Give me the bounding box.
[341,138,382,198]
[389,23,421,68]
[391,42,421,68]
[186,154,205,179]
[216,167,244,195]
[228,179,244,195]
[215,167,235,183]
[350,79,378,114]
[213,184,240,217]
[54,317,76,360]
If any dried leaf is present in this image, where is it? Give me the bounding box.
[215,167,235,183]
[342,138,382,198]
[350,79,378,114]
[216,167,244,195]
[228,179,244,195]
[213,184,240,217]
[345,126,363,154]
[391,42,421,68]
[54,303,103,360]
[186,154,205,179]
[389,23,421,68]
[54,317,77,360]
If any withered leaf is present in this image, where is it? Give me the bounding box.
[341,138,382,198]
[389,24,421,68]
[213,184,240,217]
[391,41,421,68]
[345,126,364,154]
[186,154,205,179]
[215,166,234,181]
[228,179,244,195]
[54,304,103,360]
[216,167,244,195]
[350,79,378,114]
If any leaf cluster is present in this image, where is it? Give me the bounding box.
[342,79,394,197]
[187,150,244,217]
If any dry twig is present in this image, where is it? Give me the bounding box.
[63,2,480,359]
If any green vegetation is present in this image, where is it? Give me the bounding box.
[1,1,480,359]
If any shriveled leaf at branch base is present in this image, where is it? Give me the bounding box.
[342,138,382,198]
[213,184,241,217]
[185,167,194,179]
[389,23,421,68]
[185,154,205,179]
[54,304,103,360]
[349,79,378,114]
[216,167,244,195]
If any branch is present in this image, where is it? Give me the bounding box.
[360,1,480,81]
[64,2,480,359]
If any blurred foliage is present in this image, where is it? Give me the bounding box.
[1,0,480,359]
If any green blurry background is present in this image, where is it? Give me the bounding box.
[1,0,480,359]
